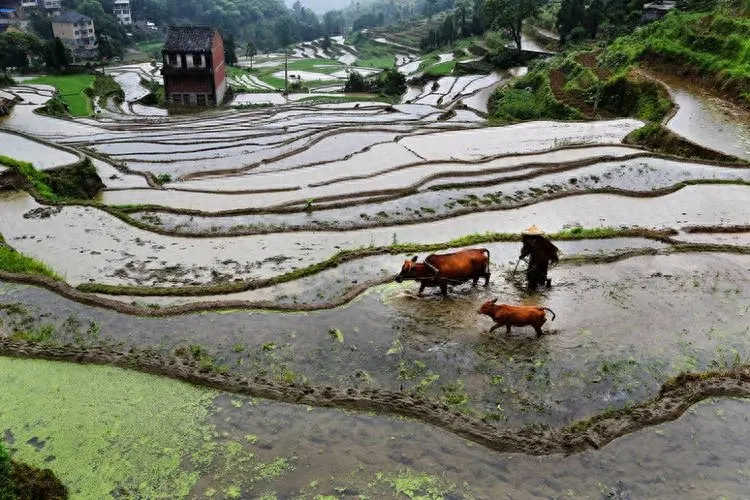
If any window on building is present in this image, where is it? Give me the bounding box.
[183,94,190,105]
[168,53,177,66]
[196,94,206,106]
[173,94,181,104]
[207,95,215,106]
[192,54,201,66]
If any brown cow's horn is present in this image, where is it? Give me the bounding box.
[424,262,439,275]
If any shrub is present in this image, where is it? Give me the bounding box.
[155,173,172,184]
[344,71,372,92]
[0,73,14,87]
[377,67,406,96]
[40,95,68,117]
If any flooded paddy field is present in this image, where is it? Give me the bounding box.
[646,69,750,161]
[2,59,750,497]
[121,154,750,231]
[0,130,79,169]
[4,356,749,498]
[1,252,748,429]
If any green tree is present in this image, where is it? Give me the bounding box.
[245,40,257,68]
[224,35,238,65]
[584,0,605,38]
[97,34,121,60]
[377,67,406,96]
[321,33,332,51]
[29,8,54,40]
[0,31,43,70]
[323,9,345,35]
[483,0,542,52]
[557,0,586,42]
[54,37,70,67]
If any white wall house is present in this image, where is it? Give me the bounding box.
[113,0,131,25]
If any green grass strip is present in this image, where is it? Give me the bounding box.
[0,155,58,201]
[0,243,62,280]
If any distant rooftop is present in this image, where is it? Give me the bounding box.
[163,25,219,52]
[643,0,677,9]
[52,11,93,23]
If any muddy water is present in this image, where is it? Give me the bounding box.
[115,145,642,211]
[3,185,750,287]
[194,395,750,498]
[171,142,421,193]
[135,155,749,229]
[399,119,643,160]
[0,131,79,169]
[2,253,748,428]
[649,70,750,161]
[4,353,749,498]
[96,238,669,307]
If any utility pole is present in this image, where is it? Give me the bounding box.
[284,47,288,93]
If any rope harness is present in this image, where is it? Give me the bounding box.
[397,261,481,284]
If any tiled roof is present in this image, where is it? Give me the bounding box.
[52,11,93,23]
[163,25,218,52]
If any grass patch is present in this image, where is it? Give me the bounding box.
[490,60,583,122]
[355,56,396,69]
[25,74,95,117]
[136,41,164,59]
[424,60,456,76]
[286,58,344,73]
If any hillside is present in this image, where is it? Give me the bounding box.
[605,9,750,108]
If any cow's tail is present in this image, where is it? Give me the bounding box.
[482,248,490,274]
[542,307,556,321]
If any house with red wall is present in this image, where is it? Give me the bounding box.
[161,26,227,107]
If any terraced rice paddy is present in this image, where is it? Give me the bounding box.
[1,57,749,498]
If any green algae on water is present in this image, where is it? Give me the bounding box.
[0,357,219,497]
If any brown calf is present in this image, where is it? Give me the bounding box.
[478,298,556,336]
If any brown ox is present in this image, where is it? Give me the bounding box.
[395,248,491,296]
[478,299,556,336]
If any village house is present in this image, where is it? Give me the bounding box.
[161,25,227,107]
[52,11,97,58]
[112,0,131,25]
[642,0,677,22]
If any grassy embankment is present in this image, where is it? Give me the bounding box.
[0,232,61,280]
[25,74,124,117]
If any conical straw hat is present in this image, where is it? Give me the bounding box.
[522,224,545,235]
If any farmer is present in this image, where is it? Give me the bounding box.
[519,225,559,290]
